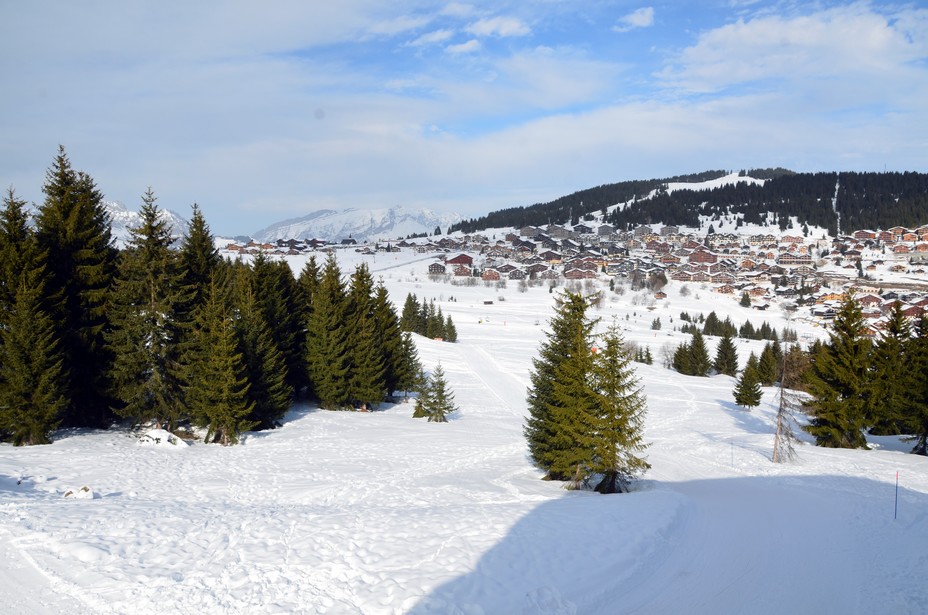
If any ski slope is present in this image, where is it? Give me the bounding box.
[1,249,926,614]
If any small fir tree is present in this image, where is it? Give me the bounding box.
[733,363,762,410]
[713,332,739,377]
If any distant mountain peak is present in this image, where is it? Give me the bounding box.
[252,205,462,243]
[103,201,189,246]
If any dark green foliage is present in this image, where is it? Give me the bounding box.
[178,203,220,316]
[372,283,404,397]
[740,292,751,307]
[651,317,661,330]
[904,316,928,454]
[184,279,257,445]
[420,363,457,423]
[395,332,423,398]
[868,302,915,435]
[305,254,351,409]
[757,343,779,387]
[107,189,191,429]
[713,333,739,377]
[400,293,457,341]
[34,147,118,428]
[733,363,762,410]
[803,294,872,449]
[251,252,305,395]
[400,292,419,332]
[232,279,292,430]
[589,324,650,493]
[525,292,596,478]
[674,331,711,376]
[0,270,68,445]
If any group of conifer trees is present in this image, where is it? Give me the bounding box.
[803,295,928,453]
[399,293,457,341]
[0,148,422,446]
[524,291,650,493]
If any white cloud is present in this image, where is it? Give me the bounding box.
[659,5,928,94]
[441,2,474,18]
[613,7,655,33]
[446,39,482,54]
[367,14,432,37]
[466,16,531,38]
[408,28,455,47]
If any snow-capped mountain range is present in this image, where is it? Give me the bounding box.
[251,206,463,243]
[103,201,189,246]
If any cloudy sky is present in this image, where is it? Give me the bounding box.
[1,1,926,236]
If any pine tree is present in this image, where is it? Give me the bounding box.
[733,363,762,410]
[444,314,458,343]
[757,343,779,386]
[525,291,596,478]
[185,279,256,445]
[542,306,599,487]
[107,189,190,430]
[412,366,430,418]
[687,330,711,376]
[589,323,650,493]
[306,254,351,409]
[713,332,739,376]
[179,204,220,309]
[803,293,872,449]
[394,332,423,399]
[34,147,117,427]
[0,188,33,317]
[740,292,751,307]
[251,253,305,394]
[425,363,457,422]
[868,301,915,435]
[399,292,419,332]
[0,270,68,445]
[904,316,928,455]
[233,279,291,430]
[371,283,403,398]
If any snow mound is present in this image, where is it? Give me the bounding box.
[63,485,96,499]
[137,429,188,448]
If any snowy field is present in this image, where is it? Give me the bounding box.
[1,247,926,614]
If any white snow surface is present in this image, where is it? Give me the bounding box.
[1,248,927,615]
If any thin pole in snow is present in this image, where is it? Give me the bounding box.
[731,437,734,468]
[894,471,899,520]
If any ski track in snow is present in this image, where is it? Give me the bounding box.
[2,249,928,614]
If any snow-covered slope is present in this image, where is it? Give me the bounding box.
[1,250,925,614]
[104,201,189,246]
[251,205,462,243]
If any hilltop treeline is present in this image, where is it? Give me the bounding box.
[0,148,424,446]
[450,170,928,236]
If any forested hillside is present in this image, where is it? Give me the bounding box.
[450,169,928,235]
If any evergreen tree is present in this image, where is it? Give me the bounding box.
[525,291,596,479]
[904,316,928,455]
[868,301,915,435]
[803,293,872,449]
[178,203,220,314]
[34,147,117,427]
[346,263,386,409]
[0,188,33,317]
[185,279,256,445]
[394,332,423,399]
[672,340,692,375]
[541,303,599,487]
[713,332,739,377]
[757,343,779,386]
[444,314,458,343]
[740,292,751,307]
[412,366,430,418]
[733,363,762,410]
[424,363,457,422]
[589,323,650,493]
[233,280,291,430]
[251,253,305,394]
[0,269,68,445]
[371,283,403,397]
[687,330,711,376]
[400,292,419,332]
[306,254,350,409]
[107,189,190,429]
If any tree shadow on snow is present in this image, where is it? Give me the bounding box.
[404,474,928,615]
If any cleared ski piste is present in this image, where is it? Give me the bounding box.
[1,246,926,615]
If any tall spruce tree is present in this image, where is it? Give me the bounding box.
[107,189,190,429]
[733,363,762,410]
[185,278,256,445]
[34,147,117,427]
[803,293,872,449]
[178,203,220,327]
[424,362,456,423]
[399,292,419,332]
[525,291,595,478]
[757,343,779,386]
[903,315,928,455]
[713,332,739,376]
[371,283,402,398]
[589,323,650,493]
[0,274,68,445]
[394,332,423,399]
[868,301,915,435]
[0,188,33,317]
[232,279,292,430]
[346,263,386,408]
[306,254,351,409]
[251,253,305,395]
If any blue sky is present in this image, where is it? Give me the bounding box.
[1,1,926,236]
